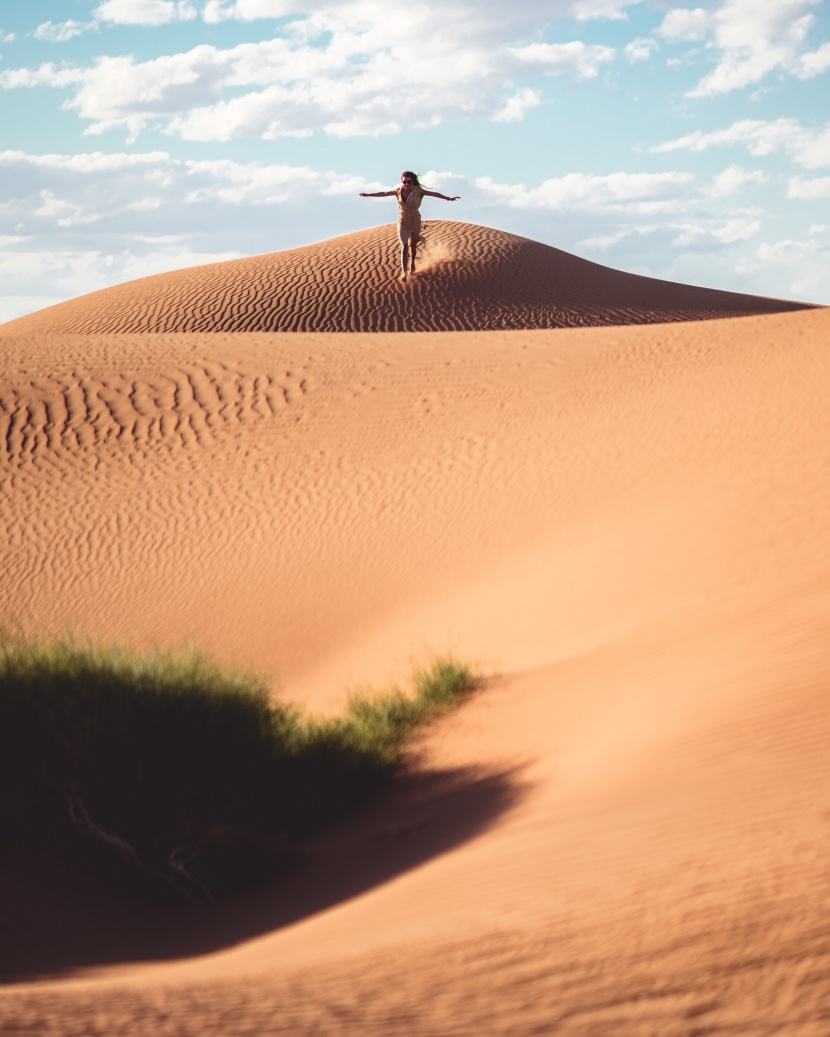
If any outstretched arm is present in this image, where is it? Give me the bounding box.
[359,190,397,197]
[422,190,460,201]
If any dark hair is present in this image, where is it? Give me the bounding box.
[401,170,424,189]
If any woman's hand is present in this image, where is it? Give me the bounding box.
[446,195,460,201]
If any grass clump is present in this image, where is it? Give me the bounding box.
[0,635,475,902]
[328,657,478,764]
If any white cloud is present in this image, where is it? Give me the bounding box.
[511,41,615,78]
[705,163,767,197]
[0,147,374,260]
[0,62,87,90]
[0,148,173,172]
[788,175,830,199]
[0,148,337,211]
[203,0,318,21]
[653,118,830,170]
[35,189,103,227]
[0,150,186,235]
[492,88,543,123]
[0,245,242,323]
[201,0,621,28]
[658,8,714,42]
[577,226,656,251]
[673,216,761,245]
[0,6,618,141]
[570,0,641,20]
[0,147,326,320]
[34,20,97,42]
[624,37,658,63]
[56,48,227,142]
[474,170,695,212]
[794,41,830,78]
[0,29,16,43]
[738,235,829,302]
[754,237,826,261]
[682,0,826,98]
[94,0,197,25]
[183,158,326,204]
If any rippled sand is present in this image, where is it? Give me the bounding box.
[1,222,810,335]
[1,226,829,1035]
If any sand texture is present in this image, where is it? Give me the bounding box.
[1,226,830,1034]
[0,222,812,336]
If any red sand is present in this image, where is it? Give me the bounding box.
[1,225,829,1034]
[1,221,810,335]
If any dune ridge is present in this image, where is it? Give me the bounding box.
[0,221,813,336]
[1,229,830,1033]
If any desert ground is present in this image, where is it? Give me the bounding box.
[1,222,829,1035]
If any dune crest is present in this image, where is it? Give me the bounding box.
[1,221,813,335]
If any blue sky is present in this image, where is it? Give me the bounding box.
[1,0,828,321]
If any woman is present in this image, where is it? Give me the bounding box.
[359,171,460,281]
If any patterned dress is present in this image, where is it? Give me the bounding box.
[395,186,425,246]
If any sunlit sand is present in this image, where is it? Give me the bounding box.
[1,224,828,1034]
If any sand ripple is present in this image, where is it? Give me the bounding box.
[0,359,307,463]
[0,222,812,335]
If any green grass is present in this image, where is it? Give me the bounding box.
[0,634,476,902]
[308,657,478,764]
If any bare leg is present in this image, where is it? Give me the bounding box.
[409,234,418,273]
[400,243,409,281]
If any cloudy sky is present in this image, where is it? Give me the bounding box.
[1,0,828,321]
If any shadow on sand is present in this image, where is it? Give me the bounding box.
[1,755,528,983]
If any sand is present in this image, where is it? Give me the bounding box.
[1,224,829,1034]
[1,221,811,335]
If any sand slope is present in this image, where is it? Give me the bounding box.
[1,238,830,1033]
[0,221,812,335]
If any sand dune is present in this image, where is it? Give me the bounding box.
[1,221,812,335]
[2,231,830,1034]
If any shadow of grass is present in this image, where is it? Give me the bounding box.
[1,760,527,982]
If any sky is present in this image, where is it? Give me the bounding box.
[0,0,828,322]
